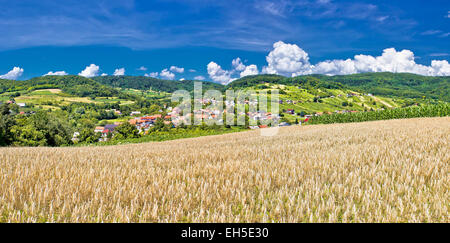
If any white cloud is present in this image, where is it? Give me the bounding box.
[262,41,312,77]
[311,59,356,75]
[0,67,24,80]
[309,48,449,76]
[207,61,233,84]
[421,30,441,35]
[376,16,389,22]
[78,64,100,78]
[138,66,147,71]
[262,41,450,77]
[179,78,185,81]
[446,11,450,18]
[429,53,449,57]
[189,69,197,72]
[101,73,108,76]
[113,68,125,76]
[169,66,184,73]
[232,57,246,71]
[160,68,175,80]
[44,71,68,76]
[194,75,205,80]
[240,64,259,77]
[145,72,159,78]
[430,60,450,76]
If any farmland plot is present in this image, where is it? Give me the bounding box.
[0,117,448,222]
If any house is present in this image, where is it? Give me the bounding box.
[130,111,141,116]
[71,132,80,143]
[94,126,104,133]
[129,119,137,125]
[101,129,111,139]
[285,109,295,114]
[17,103,26,107]
[258,125,268,128]
[104,124,118,132]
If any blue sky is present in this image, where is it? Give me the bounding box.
[0,0,449,82]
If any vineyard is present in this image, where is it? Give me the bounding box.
[308,103,449,125]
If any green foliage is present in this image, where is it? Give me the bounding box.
[114,122,140,140]
[0,103,16,146]
[93,76,224,93]
[308,103,450,125]
[0,75,130,99]
[317,72,450,101]
[9,111,73,147]
[229,72,449,102]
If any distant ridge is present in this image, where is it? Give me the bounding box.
[228,72,449,101]
[1,72,448,101]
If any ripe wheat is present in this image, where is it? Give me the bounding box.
[0,117,448,222]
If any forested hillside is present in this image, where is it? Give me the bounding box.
[316,72,449,101]
[93,76,224,93]
[0,75,129,99]
[228,73,449,101]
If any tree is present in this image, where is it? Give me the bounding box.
[0,103,16,146]
[114,122,140,140]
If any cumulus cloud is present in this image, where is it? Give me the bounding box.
[44,71,68,76]
[138,66,147,71]
[311,48,450,76]
[240,64,259,77]
[78,64,100,78]
[206,58,260,84]
[194,75,205,80]
[101,73,108,76]
[262,41,450,77]
[0,67,24,80]
[262,41,312,76]
[232,57,246,71]
[179,78,185,81]
[145,72,159,78]
[311,59,356,75]
[189,69,197,73]
[169,66,184,73]
[160,69,175,80]
[207,62,233,84]
[113,68,125,76]
[430,60,450,76]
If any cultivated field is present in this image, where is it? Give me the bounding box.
[0,117,448,222]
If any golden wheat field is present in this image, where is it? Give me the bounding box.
[0,117,448,223]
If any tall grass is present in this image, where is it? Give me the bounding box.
[0,117,448,222]
[308,103,449,125]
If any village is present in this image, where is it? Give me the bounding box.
[90,93,377,141]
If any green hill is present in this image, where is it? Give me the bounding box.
[228,73,450,101]
[92,76,224,93]
[0,75,129,99]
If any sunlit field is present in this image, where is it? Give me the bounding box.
[0,117,448,222]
